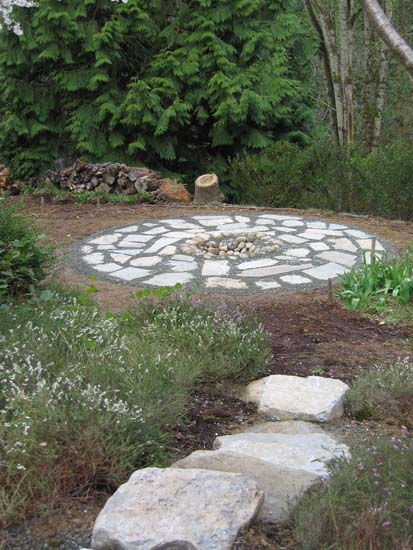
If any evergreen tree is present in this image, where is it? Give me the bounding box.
[0,0,315,177]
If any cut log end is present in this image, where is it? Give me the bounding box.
[193,173,224,205]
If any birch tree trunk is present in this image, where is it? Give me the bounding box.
[359,0,413,74]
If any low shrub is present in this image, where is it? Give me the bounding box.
[338,253,413,311]
[292,429,413,550]
[226,141,413,221]
[0,288,271,525]
[346,360,413,422]
[0,201,53,299]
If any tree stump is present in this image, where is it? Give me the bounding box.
[193,173,224,205]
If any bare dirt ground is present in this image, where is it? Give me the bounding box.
[3,198,413,549]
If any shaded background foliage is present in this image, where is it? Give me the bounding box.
[0,0,315,178]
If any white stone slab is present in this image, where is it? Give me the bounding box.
[97,245,113,250]
[255,281,281,289]
[316,251,357,267]
[257,218,275,225]
[258,215,301,220]
[163,219,201,229]
[282,220,304,227]
[118,242,145,249]
[121,234,153,243]
[235,216,251,223]
[297,231,327,241]
[307,221,327,229]
[281,275,312,284]
[95,263,122,273]
[111,247,145,254]
[363,251,383,264]
[118,226,139,233]
[309,242,329,251]
[169,260,197,272]
[240,264,311,277]
[278,234,306,244]
[145,237,182,254]
[329,223,348,230]
[89,233,122,245]
[285,248,310,258]
[238,259,278,270]
[173,254,196,261]
[143,227,169,235]
[205,277,247,289]
[92,468,263,550]
[345,229,370,238]
[81,245,93,254]
[193,215,234,220]
[165,231,198,239]
[214,431,350,478]
[145,272,194,286]
[222,226,269,236]
[244,375,349,423]
[159,245,177,255]
[83,252,104,264]
[330,238,358,252]
[202,260,230,276]
[303,262,349,280]
[198,218,234,227]
[112,267,151,281]
[110,253,131,264]
[357,239,385,251]
[130,256,162,267]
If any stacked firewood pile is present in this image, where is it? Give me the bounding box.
[46,161,192,203]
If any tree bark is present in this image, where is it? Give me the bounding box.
[359,0,413,74]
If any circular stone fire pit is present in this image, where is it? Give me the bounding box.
[71,214,392,293]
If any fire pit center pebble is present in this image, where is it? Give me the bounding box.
[181,232,281,258]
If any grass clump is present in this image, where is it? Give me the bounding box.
[346,360,413,422]
[0,201,53,299]
[338,253,413,315]
[0,288,271,526]
[292,429,413,550]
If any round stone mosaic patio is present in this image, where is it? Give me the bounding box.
[71,214,391,293]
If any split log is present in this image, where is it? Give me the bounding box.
[193,173,224,205]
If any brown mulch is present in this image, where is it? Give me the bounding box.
[3,198,413,549]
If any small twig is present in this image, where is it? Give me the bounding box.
[371,236,377,263]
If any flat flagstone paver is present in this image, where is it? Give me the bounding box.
[244,374,349,422]
[72,214,392,293]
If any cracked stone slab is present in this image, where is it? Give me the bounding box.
[244,375,349,422]
[91,468,263,550]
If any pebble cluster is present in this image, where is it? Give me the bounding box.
[181,232,281,257]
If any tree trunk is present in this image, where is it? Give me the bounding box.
[359,0,413,74]
[193,174,224,205]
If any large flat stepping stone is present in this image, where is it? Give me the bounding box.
[244,375,349,422]
[91,467,263,550]
[174,450,317,524]
[213,431,350,478]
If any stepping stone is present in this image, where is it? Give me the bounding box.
[330,237,358,252]
[95,263,122,273]
[92,468,263,550]
[238,258,278,270]
[213,431,350,478]
[309,242,329,251]
[83,252,104,264]
[244,375,349,422]
[198,218,233,227]
[345,229,369,238]
[110,253,131,264]
[118,226,139,233]
[357,238,385,251]
[174,421,333,524]
[89,233,122,245]
[284,248,310,258]
[145,237,181,254]
[121,234,153,243]
[278,234,306,244]
[240,264,310,277]
[159,245,177,255]
[169,260,197,272]
[282,219,305,227]
[316,250,357,267]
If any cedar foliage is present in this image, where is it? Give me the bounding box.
[0,0,315,177]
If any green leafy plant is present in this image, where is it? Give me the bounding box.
[338,253,413,311]
[0,202,53,299]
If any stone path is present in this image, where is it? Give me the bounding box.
[71,214,390,293]
[88,375,351,550]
